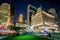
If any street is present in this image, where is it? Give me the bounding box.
[0,35,7,40]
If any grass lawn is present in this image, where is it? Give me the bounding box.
[2,32,60,40]
[2,34,51,40]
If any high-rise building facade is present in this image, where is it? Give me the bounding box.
[31,7,58,32]
[0,3,10,28]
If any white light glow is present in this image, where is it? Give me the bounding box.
[30,26,34,30]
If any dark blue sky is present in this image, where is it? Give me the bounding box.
[0,0,60,22]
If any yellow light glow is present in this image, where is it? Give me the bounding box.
[18,14,23,23]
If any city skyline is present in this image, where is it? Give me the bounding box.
[0,0,60,40]
[0,0,60,23]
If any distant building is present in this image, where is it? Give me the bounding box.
[18,14,23,23]
[48,8,58,18]
[16,14,28,28]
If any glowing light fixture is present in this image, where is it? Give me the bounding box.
[30,26,34,30]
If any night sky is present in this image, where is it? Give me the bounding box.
[0,0,60,23]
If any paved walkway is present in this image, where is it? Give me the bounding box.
[0,35,7,40]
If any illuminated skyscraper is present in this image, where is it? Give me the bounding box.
[0,3,10,28]
[18,14,23,23]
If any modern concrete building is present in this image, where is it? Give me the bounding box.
[0,3,10,28]
[31,7,58,32]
